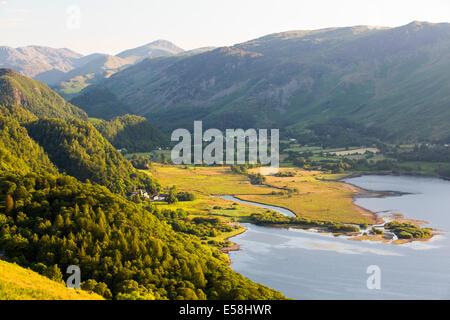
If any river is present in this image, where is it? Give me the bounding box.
[224,175,450,300]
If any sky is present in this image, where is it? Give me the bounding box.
[1,0,450,55]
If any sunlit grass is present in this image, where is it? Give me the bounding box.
[147,164,276,195]
[240,168,373,224]
[146,164,374,225]
[0,260,103,300]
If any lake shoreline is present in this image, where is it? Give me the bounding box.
[225,175,450,300]
[340,175,446,244]
[335,180,385,225]
[337,170,450,182]
[220,173,441,250]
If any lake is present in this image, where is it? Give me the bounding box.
[227,175,450,299]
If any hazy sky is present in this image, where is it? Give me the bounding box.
[1,0,450,55]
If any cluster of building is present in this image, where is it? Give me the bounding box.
[128,189,168,202]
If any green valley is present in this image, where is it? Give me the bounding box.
[0,69,286,300]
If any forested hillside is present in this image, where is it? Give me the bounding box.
[0,104,38,123]
[0,172,285,300]
[0,70,286,300]
[26,118,157,196]
[0,69,87,120]
[0,116,58,175]
[91,114,168,152]
[70,86,131,119]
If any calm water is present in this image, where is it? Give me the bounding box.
[227,175,450,300]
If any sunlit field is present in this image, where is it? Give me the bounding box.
[239,168,374,224]
[148,165,275,195]
[146,164,374,225]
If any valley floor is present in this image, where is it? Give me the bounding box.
[146,164,435,249]
[148,164,374,223]
[145,165,375,251]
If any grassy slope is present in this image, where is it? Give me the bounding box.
[149,165,274,195]
[0,260,103,300]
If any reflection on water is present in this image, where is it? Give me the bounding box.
[227,175,450,300]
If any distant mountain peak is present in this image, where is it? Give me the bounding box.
[403,21,443,30]
[116,40,184,64]
[409,20,432,26]
[146,39,182,48]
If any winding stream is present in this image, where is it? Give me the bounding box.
[220,175,450,300]
[213,195,296,217]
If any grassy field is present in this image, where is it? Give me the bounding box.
[146,164,374,226]
[240,168,373,224]
[151,195,269,223]
[282,144,378,155]
[147,165,276,225]
[0,260,103,300]
[148,165,275,195]
[56,75,93,99]
[146,164,279,245]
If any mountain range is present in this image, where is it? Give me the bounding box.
[79,21,450,142]
[3,22,450,142]
[0,45,82,78]
[116,39,184,64]
[0,40,184,99]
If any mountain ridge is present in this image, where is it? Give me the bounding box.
[117,39,184,64]
[94,21,450,141]
[0,45,82,78]
[0,40,185,94]
[0,68,87,120]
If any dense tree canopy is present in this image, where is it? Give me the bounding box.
[91,114,168,153]
[0,172,285,300]
[26,118,158,196]
[70,86,131,120]
[0,70,287,300]
[0,69,87,120]
[0,115,58,175]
